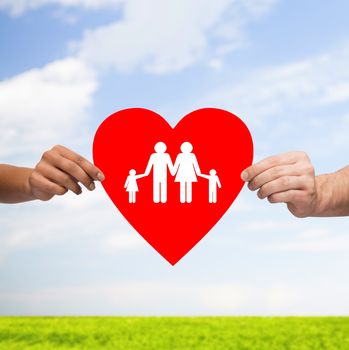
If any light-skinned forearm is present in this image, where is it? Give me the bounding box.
[313,166,349,216]
[0,164,35,203]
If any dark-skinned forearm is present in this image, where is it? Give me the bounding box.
[0,164,35,203]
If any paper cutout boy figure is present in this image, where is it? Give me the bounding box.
[199,169,222,203]
[124,169,145,203]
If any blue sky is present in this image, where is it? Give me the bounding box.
[1,0,349,315]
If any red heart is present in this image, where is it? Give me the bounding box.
[93,108,253,265]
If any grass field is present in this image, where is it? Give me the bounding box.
[0,317,349,349]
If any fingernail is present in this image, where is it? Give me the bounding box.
[89,183,95,191]
[241,171,249,181]
[97,172,105,181]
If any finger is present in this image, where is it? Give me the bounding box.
[37,162,82,195]
[30,171,68,199]
[52,145,105,181]
[241,152,306,182]
[257,175,307,199]
[248,164,302,191]
[267,189,304,204]
[44,151,95,191]
[55,156,95,191]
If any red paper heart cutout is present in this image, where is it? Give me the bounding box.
[93,108,253,265]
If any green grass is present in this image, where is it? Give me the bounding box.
[0,317,349,349]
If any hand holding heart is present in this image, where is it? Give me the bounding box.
[28,145,104,201]
[18,108,322,263]
[241,151,317,218]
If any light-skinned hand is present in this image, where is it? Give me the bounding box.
[241,151,317,217]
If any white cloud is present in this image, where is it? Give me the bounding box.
[0,0,279,163]
[204,43,349,120]
[0,0,123,16]
[76,0,278,74]
[266,227,349,253]
[0,57,97,161]
[242,0,278,16]
[207,58,224,71]
[0,182,141,261]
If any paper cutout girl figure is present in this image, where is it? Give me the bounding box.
[199,169,222,203]
[172,142,201,203]
[124,169,145,203]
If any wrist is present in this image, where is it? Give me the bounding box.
[311,174,332,216]
[22,168,36,200]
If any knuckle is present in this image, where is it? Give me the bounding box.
[35,162,46,173]
[306,164,315,176]
[271,166,281,178]
[298,164,314,178]
[281,176,290,187]
[42,150,52,160]
[76,156,85,164]
[267,156,278,168]
[297,151,310,161]
[52,144,63,152]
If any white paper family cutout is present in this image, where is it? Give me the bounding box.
[124,141,221,204]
